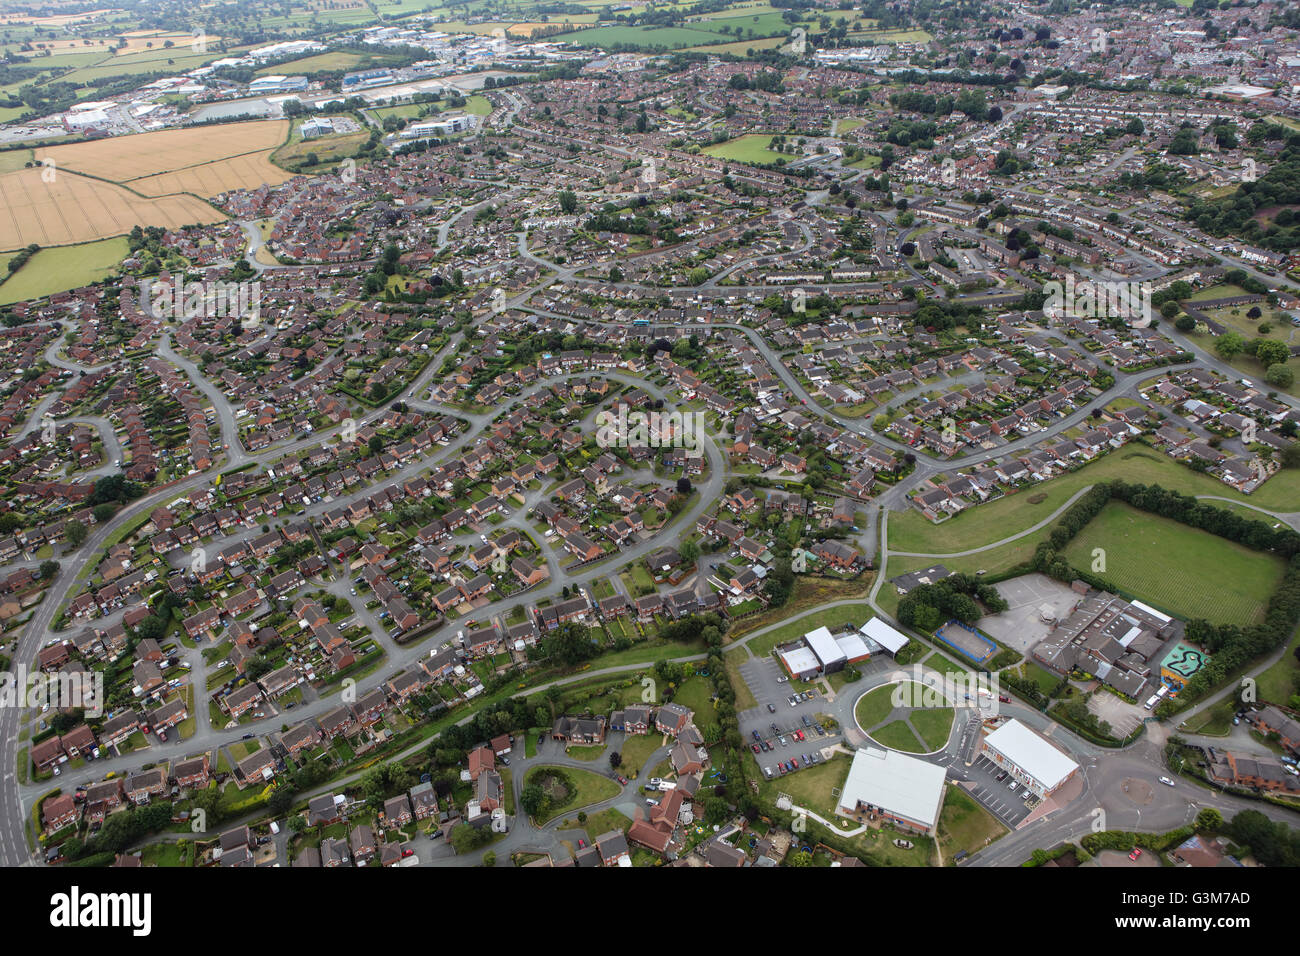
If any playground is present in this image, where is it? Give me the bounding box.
[934,620,997,665]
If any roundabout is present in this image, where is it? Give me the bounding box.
[853,678,956,755]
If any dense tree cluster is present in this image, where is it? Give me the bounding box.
[897,573,1009,632]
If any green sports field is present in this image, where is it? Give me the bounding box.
[702,133,789,165]
[1061,501,1285,625]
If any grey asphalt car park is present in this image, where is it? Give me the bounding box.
[737,656,839,778]
[964,752,1034,827]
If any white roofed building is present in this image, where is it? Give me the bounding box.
[980,719,1080,797]
[805,626,847,674]
[859,617,909,656]
[836,747,948,835]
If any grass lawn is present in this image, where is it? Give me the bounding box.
[0,237,128,305]
[525,765,620,824]
[702,133,789,165]
[140,840,194,868]
[1004,660,1061,695]
[759,753,850,822]
[733,597,873,656]
[669,675,717,737]
[1061,501,1284,624]
[564,744,608,762]
[724,649,758,710]
[911,707,956,751]
[936,785,1006,863]
[1179,697,1235,736]
[558,806,631,837]
[1256,626,1300,707]
[617,733,664,777]
[926,651,973,676]
[854,683,901,730]
[887,448,1300,555]
[869,719,927,752]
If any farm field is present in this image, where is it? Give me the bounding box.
[1061,501,1285,624]
[0,166,220,248]
[549,11,800,50]
[685,35,786,54]
[0,236,129,306]
[35,121,289,181]
[130,151,298,198]
[256,51,368,74]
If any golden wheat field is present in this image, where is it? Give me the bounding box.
[34,121,289,182]
[0,167,221,248]
[129,151,297,198]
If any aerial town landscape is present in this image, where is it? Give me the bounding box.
[0,0,1299,900]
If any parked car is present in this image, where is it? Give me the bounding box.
[1158,776,1175,787]
[767,703,776,713]
[1129,848,1142,861]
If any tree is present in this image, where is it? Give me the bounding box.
[1195,807,1223,832]
[1175,315,1196,332]
[39,560,59,580]
[609,751,622,769]
[450,822,493,854]
[64,520,87,547]
[539,622,597,666]
[1266,364,1295,389]
[557,190,578,214]
[676,476,692,494]
[787,850,814,866]
[1255,340,1289,368]
[679,539,700,564]
[1215,332,1246,358]
[520,784,547,818]
[482,851,496,867]
[368,435,383,456]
